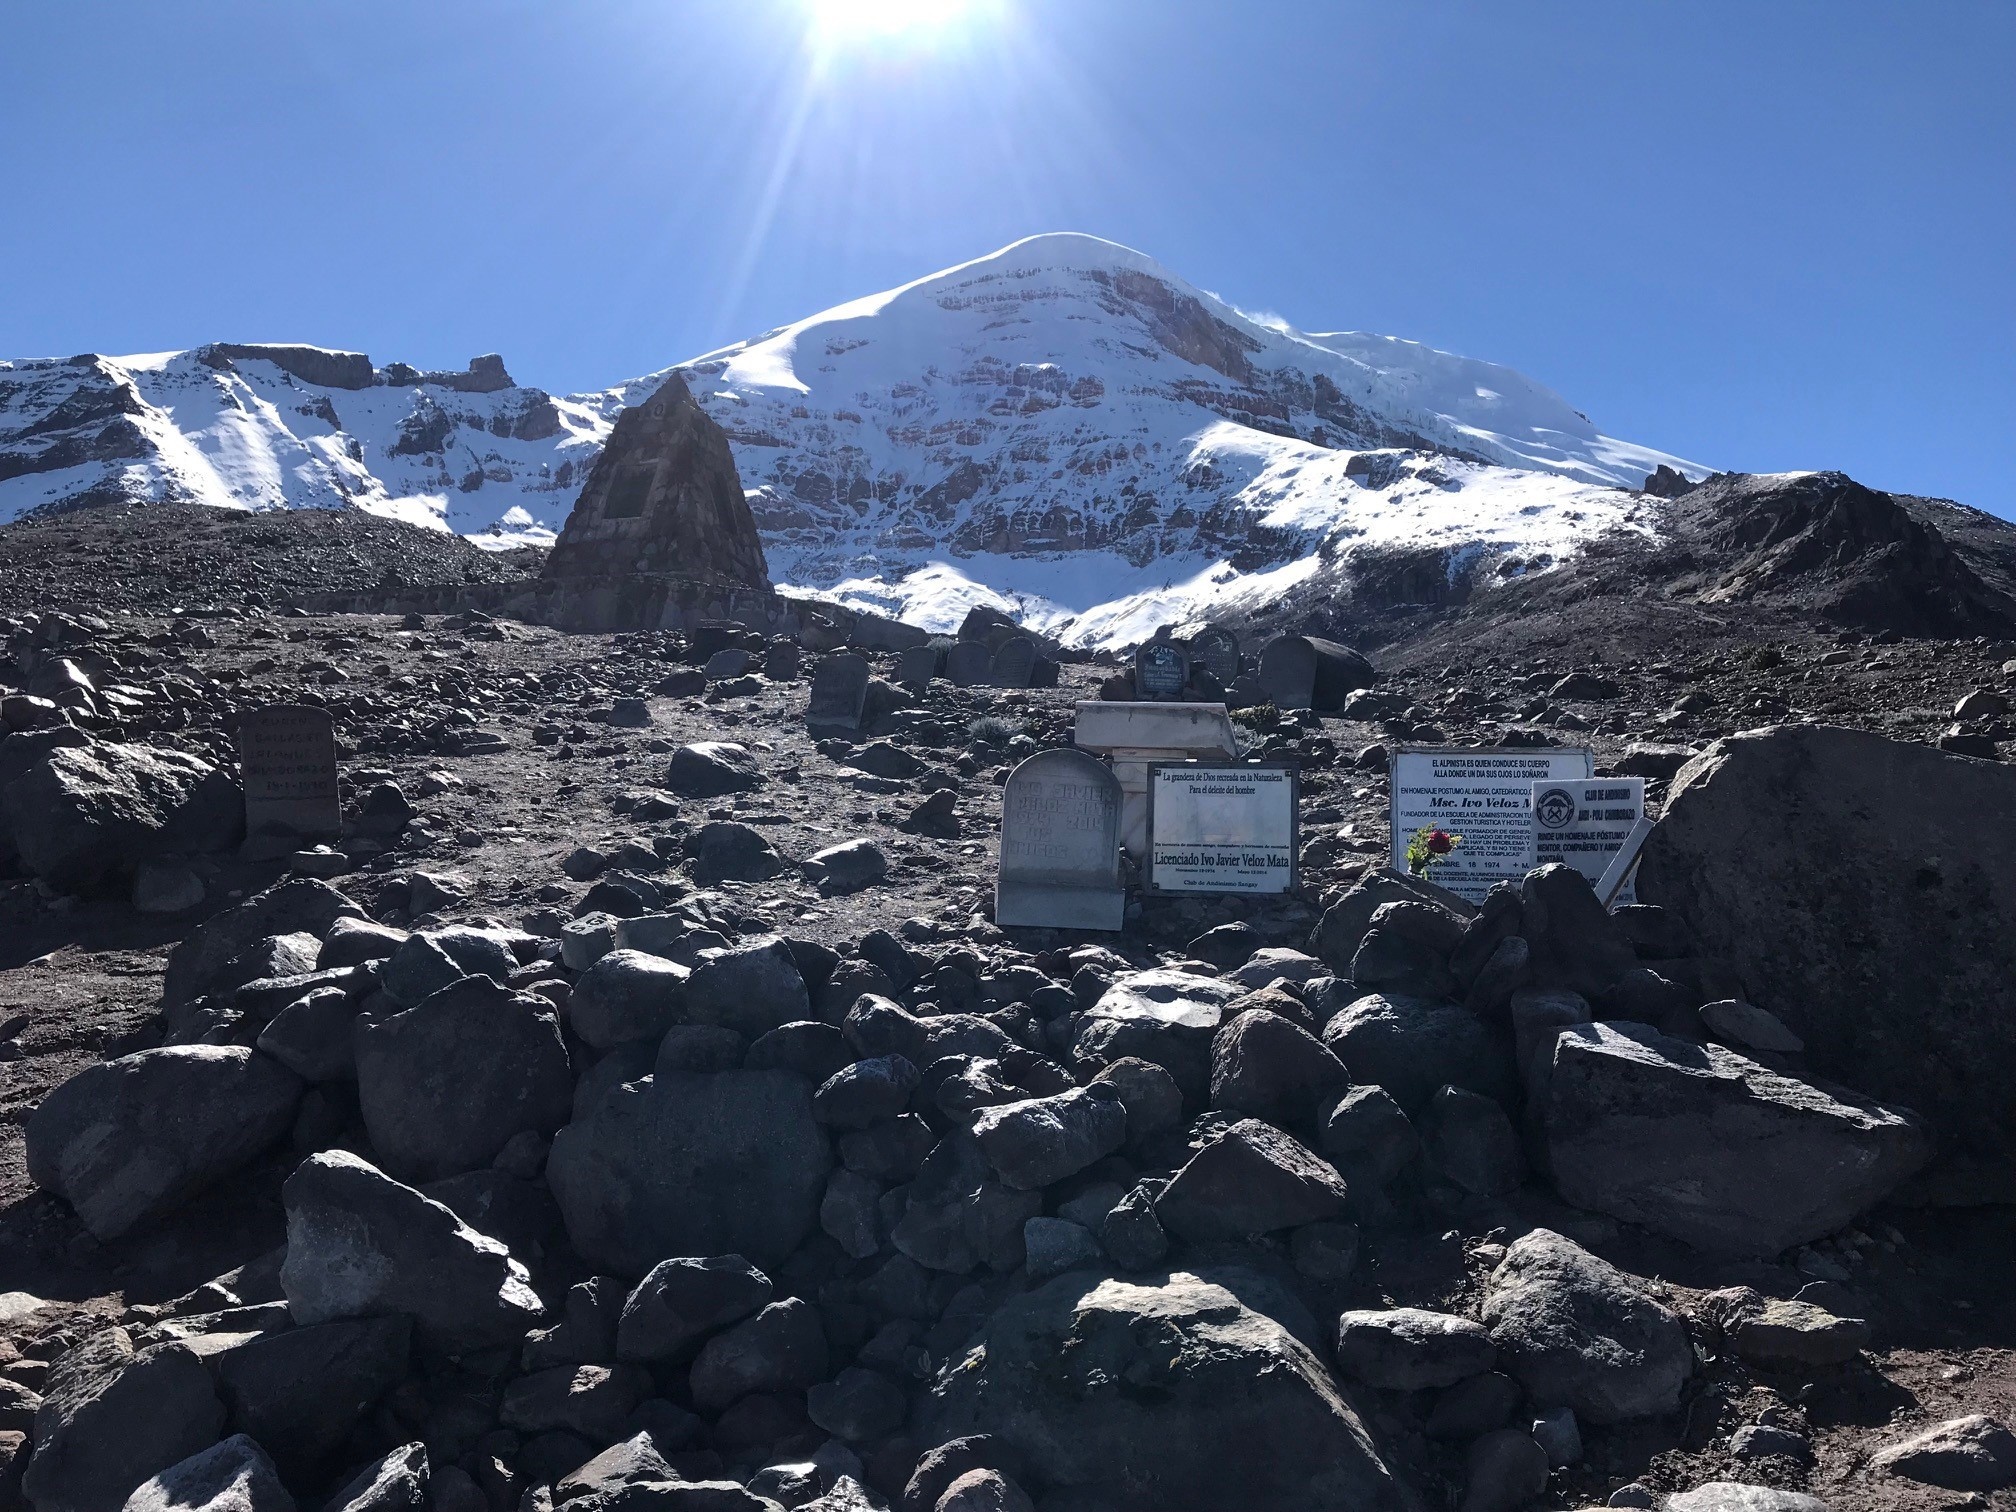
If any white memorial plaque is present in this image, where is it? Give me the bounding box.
[1388,745,1594,904]
[1146,762,1298,894]
[1533,776,1646,906]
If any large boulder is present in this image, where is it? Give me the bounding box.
[921,1267,1407,1511]
[684,937,810,1037]
[617,1256,774,1363]
[122,1435,295,1512]
[570,951,691,1050]
[1071,970,1245,1102]
[211,1317,411,1473]
[354,976,574,1182]
[1869,1414,2016,1491]
[1321,994,1516,1114]
[26,1047,303,1241]
[21,1328,226,1512]
[547,1069,830,1273]
[280,1151,546,1350]
[1534,1021,1929,1256]
[1209,1010,1349,1130]
[1154,1119,1349,1241]
[970,1086,1127,1191]
[164,879,363,1008]
[1480,1228,1693,1425]
[1638,725,2016,1201]
[2,742,240,892]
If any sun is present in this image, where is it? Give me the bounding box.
[805,0,974,43]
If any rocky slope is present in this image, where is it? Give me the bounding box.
[0,237,1706,647]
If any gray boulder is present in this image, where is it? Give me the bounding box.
[1639,725,2016,1201]
[617,1256,774,1363]
[1417,1086,1525,1197]
[280,1151,545,1350]
[568,950,692,1050]
[814,1056,920,1130]
[1321,994,1516,1114]
[548,1069,831,1272]
[354,976,574,1182]
[255,989,362,1082]
[1535,1021,1930,1256]
[1334,1308,1496,1391]
[211,1317,411,1472]
[689,1298,830,1412]
[165,878,363,1008]
[1155,1119,1348,1240]
[685,938,810,1038]
[26,1046,302,1240]
[970,1086,1127,1190]
[1662,1487,1829,1512]
[1870,1413,2016,1491]
[666,742,764,798]
[3,741,240,892]
[323,1444,428,1512]
[22,1328,225,1512]
[921,1267,1408,1511]
[376,934,464,1009]
[500,1364,650,1441]
[1480,1228,1692,1425]
[1071,970,1245,1102]
[121,1435,293,1512]
[1209,1010,1349,1130]
[891,1133,1042,1275]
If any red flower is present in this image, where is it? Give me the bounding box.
[1426,829,1455,855]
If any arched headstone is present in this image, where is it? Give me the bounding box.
[238,704,341,839]
[1188,626,1243,688]
[946,641,993,687]
[1134,640,1192,701]
[996,749,1125,931]
[1257,635,1374,712]
[992,636,1038,689]
[898,644,941,689]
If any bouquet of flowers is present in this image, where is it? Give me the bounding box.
[1405,825,1462,877]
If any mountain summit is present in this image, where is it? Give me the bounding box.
[0,234,1702,644]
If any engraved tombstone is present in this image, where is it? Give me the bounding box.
[238,703,342,840]
[1134,640,1192,701]
[991,635,1038,689]
[807,652,871,732]
[1188,626,1243,689]
[898,644,941,689]
[946,641,994,687]
[996,748,1125,931]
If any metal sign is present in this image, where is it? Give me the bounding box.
[1388,745,1594,903]
[1145,761,1299,895]
[1534,776,1646,906]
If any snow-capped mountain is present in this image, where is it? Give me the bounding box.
[0,234,1704,646]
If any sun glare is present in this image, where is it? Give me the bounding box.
[807,0,974,44]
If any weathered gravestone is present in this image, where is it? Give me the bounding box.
[947,641,994,687]
[992,636,1039,689]
[763,640,801,681]
[1257,635,1375,712]
[898,644,942,689]
[238,704,342,840]
[1188,626,1243,689]
[1134,640,1192,701]
[807,653,870,732]
[996,749,1125,931]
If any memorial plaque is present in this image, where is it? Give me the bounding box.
[1533,776,1646,906]
[991,636,1038,689]
[946,641,993,687]
[807,652,870,731]
[1388,745,1594,904]
[1146,761,1297,895]
[238,703,342,840]
[1188,626,1243,689]
[1134,640,1192,701]
[996,748,1125,931]
[898,644,941,689]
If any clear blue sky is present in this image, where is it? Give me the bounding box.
[4,2,2010,511]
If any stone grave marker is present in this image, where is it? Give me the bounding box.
[992,635,1038,689]
[807,652,870,731]
[1188,626,1243,688]
[763,641,801,680]
[1134,640,1192,700]
[996,748,1125,931]
[238,703,342,840]
[898,644,941,689]
[947,641,994,687]
[1257,634,1374,712]
[1074,700,1240,858]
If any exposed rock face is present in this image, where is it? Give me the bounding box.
[1639,724,2016,1202]
[540,373,774,631]
[922,1267,1408,1511]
